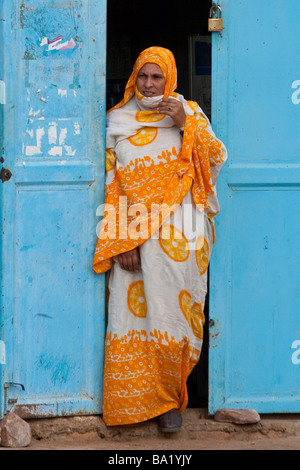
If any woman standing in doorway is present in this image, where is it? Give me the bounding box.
[93,47,227,432]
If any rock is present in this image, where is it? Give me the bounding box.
[0,412,31,447]
[214,408,260,425]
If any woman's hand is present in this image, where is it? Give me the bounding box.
[157,98,186,129]
[116,247,141,272]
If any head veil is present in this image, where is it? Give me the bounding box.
[108,47,178,112]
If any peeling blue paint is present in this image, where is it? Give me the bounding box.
[1,0,106,418]
[36,354,76,386]
[209,0,300,414]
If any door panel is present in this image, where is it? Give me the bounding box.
[0,0,106,417]
[209,0,300,413]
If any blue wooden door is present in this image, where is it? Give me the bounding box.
[209,0,300,413]
[0,0,106,417]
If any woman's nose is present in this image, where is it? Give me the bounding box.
[145,77,153,88]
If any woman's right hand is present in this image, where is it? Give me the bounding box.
[116,247,141,272]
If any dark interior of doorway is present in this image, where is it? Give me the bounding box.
[106,0,212,408]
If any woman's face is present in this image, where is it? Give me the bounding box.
[136,63,166,97]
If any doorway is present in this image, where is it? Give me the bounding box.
[106,0,212,408]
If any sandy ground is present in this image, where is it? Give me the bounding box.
[34,435,300,450]
[1,409,300,452]
[1,432,299,451]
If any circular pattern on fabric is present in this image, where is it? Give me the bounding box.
[159,225,190,262]
[178,290,205,340]
[195,236,209,275]
[190,302,205,340]
[136,111,165,123]
[105,149,116,172]
[127,281,147,318]
[128,127,158,146]
[178,290,192,326]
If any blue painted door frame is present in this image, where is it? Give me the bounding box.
[0,0,106,417]
[209,0,300,413]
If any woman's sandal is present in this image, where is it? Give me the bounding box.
[157,409,182,433]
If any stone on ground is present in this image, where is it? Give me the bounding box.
[0,412,31,447]
[214,408,260,424]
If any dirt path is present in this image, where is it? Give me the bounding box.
[1,432,298,451]
[1,409,299,451]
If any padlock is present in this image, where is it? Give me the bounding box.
[208,3,223,32]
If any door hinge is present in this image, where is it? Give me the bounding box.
[4,382,25,391]
[3,382,25,413]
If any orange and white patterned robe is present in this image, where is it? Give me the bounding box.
[93,47,227,426]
